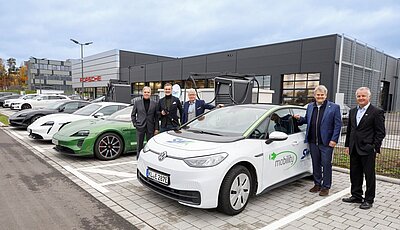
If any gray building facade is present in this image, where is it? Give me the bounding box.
[27,58,72,93]
[73,34,400,111]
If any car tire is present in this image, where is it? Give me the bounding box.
[30,115,43,125]
[218,165,252,215]
[21,104,31,110]
[94,133,124,160]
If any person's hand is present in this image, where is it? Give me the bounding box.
[154,130,159,135]
[293,114,301,120]
[161,110,166,116]
[345,147,349,155]
[329,141,337,148]
[217,104,224,108]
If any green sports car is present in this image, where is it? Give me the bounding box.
[52,106,137,160]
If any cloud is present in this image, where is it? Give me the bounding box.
[1,0,399,66]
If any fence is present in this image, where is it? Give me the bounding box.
[333,112,400,179]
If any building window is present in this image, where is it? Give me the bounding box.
[254,75,271,89]
[281,73,320,105]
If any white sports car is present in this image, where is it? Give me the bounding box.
[27,102,129,140]
[137,104,312,215]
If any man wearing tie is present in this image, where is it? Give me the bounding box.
[342,87,386,209]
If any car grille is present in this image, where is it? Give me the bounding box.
[137,170,201,205]
[53,145,76,155]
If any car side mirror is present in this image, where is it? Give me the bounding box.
[59,107,65,112]
[265,131,288,144]
[93,112,104,118]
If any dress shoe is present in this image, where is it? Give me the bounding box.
[309,185,321,193]
[342,196,363,203]
[359,201,373,209]
[319,188,329,196]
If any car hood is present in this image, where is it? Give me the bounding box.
[10,109,57,118]
[32,113,90,126]
[151,131,226,152]
[56,118,127,136]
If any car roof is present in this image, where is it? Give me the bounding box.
[234,103,305,110]
[91,101,129,106]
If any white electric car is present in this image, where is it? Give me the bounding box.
[137,104,312,215]
[4,94,39,109]
[27,102,129,140]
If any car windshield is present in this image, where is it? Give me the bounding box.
[24,95,37,100]
[184,106,269,136]
[107,106,133,122]
[73,103,101,116]
[45,101,65,110]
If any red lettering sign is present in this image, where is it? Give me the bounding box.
[80,76,102,82]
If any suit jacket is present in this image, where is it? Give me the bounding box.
[157,95,183,127]
[182,100,215,124]
[299,100,342,146]
[345,104,385,155]
[131,98,159,132]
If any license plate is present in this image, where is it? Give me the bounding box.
[146,168,169,185]
[52,139,59,145]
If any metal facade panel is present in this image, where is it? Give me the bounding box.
[206,52,236,73]
[182,56,207,77]
[162,61,182,81]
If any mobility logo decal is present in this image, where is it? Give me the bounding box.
[301,148,310,160]
[269,151,297,170]
[166,138,194,146]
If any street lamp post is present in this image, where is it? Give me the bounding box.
[31,57,46,94]
[128,65,132,94]
[70,39,93,97]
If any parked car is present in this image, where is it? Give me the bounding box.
[0,92,14,97]
[91,96,106,103]
[11,94,70,110]
[27,102,129,140]
[53,106,136,160]
[137,104,312,215]
[68,94,83,100]
[0,94,21,107]
[340,104,350,134]
[9,100,90,128]
[4,94,39,108]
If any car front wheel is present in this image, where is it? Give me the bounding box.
[218,165,252,215]
[21,104,31,110]
[94,133,124,160]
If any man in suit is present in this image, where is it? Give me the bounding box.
[342,87,385,209]
[182,88,219,124]
[158,83,183,132]
[131,86,159,159]
[294,85,342,196]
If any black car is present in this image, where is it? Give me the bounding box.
[9,100,90,128]
[0,94,20,107]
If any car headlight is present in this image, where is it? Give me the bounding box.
[183,152,228,168]
[13,103,21,105]
[41,121,54,126]
[71,130,90,137]
[143,144,150,153]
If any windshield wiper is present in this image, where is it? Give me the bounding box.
[186,129,222,136]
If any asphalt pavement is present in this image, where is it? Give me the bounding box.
[0,128,137,230]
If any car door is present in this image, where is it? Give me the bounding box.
[261,108,310,190]
[61,102,80,113]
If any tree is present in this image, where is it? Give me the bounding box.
[0,58,6,90]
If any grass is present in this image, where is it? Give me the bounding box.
[334,146,400,179]
[0,113,9,126]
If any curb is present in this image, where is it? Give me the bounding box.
[333,166,400,185]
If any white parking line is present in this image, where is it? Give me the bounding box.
[63,165,109,193]
[80,168,136,178]
[75,161,136,170]
[260,187,350,230]
[100,178,136,186]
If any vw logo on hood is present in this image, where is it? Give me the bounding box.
[158,151,167,161]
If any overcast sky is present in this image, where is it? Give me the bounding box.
[1,0,399,66]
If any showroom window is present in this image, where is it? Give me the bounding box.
[281,73,320,105]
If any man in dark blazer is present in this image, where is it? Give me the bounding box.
[158,83,183,132]
[182,88,217,124]
[294,85,342,196]
[131,86,159,159]
[342,87,385,209]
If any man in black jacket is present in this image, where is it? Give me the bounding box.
[342,87,386,209]
[158,83,183,132]
[131,86,159,159]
